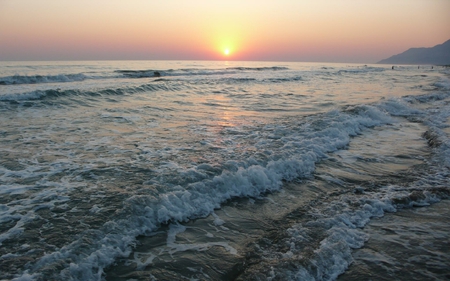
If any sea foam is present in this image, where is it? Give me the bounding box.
[17,101,399,280]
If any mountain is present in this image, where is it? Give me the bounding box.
[378,39,450,65]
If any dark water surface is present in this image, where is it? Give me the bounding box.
[339,200,450,281]
[0,61,449,280]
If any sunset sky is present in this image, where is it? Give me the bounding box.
[0,0,449,62]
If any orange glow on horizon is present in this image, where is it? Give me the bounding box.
[0,0,449,62]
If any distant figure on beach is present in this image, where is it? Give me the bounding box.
[392,66,394,70]
[154,71,161,77]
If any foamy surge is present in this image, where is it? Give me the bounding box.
[246,83,450,280]
[0,61,449,280]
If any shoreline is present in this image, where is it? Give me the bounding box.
[339,199,450,281]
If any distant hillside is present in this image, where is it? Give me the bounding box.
[378,39,450,65]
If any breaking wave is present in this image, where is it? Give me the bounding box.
[0,73,88,85]
[0,82,173,103]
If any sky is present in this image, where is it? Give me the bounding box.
[0,0,449,63]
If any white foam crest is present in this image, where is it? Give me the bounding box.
[433,77,450,90]
[0,211,37,246]
[211,212,225,226]
[0,162,82,249]
[416,90,450,168]
[0,73,88,85]
[0,186,72,246]
[377,98,423,117]
[118,68,242,79]
[11,273,36,281]
[11,99,413,280]
[0,90,48,101]
[267,181,448,280]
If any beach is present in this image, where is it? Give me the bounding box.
[0,61,449,280]
[339,199,450,281]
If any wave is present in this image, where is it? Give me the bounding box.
[115,66,290,79]
[0,65,389,87]
[337,66,386,75]
[3,65,450,280]
[0,82,172,103]
[225,66,289,71]
[0,73,88,85]
[201,75,302,85]
[116,69,230,78]
[115,69,162,78]
[246,184,449,280]
[265,76,303,83]
[5,89,450,280]
[235,93,450,280]
[0,75,302,104]
[12,100,413,280]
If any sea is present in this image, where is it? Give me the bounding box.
[0,61,449,281]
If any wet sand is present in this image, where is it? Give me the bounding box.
[339,199,450,281]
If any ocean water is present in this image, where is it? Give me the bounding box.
[0,61,449,281]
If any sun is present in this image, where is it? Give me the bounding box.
[224,48,230,56]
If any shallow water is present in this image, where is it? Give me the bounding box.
[105,115,434,280]
[0,61,449,280]
[339,200,450,281]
